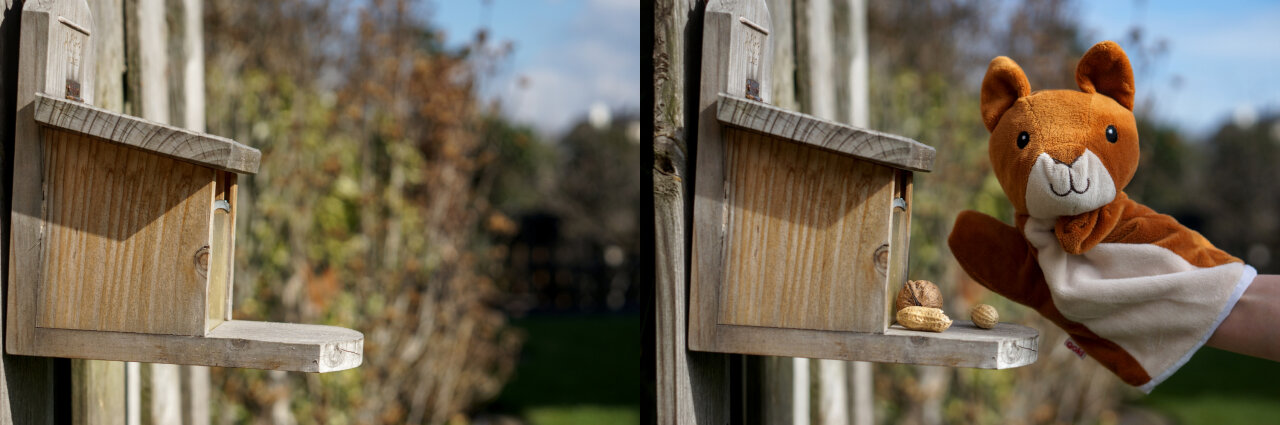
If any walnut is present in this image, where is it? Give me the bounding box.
[895,279,943,312]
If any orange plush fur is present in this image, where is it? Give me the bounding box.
[948,41,1242,386]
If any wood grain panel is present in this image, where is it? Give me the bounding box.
[717,127,892,332]
[38,128,213,336]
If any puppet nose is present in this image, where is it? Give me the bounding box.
[1043,153,1093,195]
[1043,144,1086,167]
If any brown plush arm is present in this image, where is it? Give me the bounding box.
[951,210,1155,385]
[949,210,1050,308]
[1096,196,1241,268]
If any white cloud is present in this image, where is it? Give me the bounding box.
[588,0,639,12]
[498,0,638,135]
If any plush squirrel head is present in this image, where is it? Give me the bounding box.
[981,41,1140,219]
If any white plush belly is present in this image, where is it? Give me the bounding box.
[1022,217,1247,382]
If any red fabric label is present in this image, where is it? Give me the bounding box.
[1064,338,1087,359]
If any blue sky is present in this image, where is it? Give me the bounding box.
[426,0,639,136]
[421,1,1278,139]
[1076,0,1280,137]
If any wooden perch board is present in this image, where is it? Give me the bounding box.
[26,320,364,372]
[708,321,1038,369]
[716,93,935,172]
[33,92,260,174]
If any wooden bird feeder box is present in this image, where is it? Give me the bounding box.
[687,0,1038,369]
[6,1,362,372]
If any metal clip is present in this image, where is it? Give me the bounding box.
[65,81,82,102]
[746,79,762,102]
[892,197,907,211]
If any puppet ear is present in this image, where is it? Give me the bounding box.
[1076,41,1135,110]
[981,56,1031,132]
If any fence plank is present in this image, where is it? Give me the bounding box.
[125,0,210,422]
[72,1,128,423]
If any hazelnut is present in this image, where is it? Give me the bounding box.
[971,304,999,329]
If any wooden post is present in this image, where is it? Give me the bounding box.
[654,0,731,422]
[171,1,211,423]
[808,0,874,422]
[126,0,179,420]
[0,0,61,400]
[843,2,874,424]
[3,0,62,422]
[72,360,125,425]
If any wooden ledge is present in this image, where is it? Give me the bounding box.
[693,321,1038,369]
[13,320,363,373]
[33,93,261,174]
[715,93,936,172]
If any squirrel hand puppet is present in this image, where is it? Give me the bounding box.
[947,41,1255,392]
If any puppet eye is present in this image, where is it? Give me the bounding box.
[1106,125,1118,143]
[1017,131,1030,149]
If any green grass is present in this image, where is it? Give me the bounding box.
[486,314,641,425]
[524,405,639,424]
[1141,347,1280,424]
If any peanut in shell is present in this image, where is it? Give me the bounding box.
[896,306,952,333]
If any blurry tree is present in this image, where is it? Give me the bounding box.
[555,115,641,253]
[493,113,642,316]
[551,115,641,312]
[1200,114,1280,274]
[203,1,525,423]
[1125,119,1199,215]
[477,115,557,215]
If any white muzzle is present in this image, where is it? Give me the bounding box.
[1024,149,1116,219]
